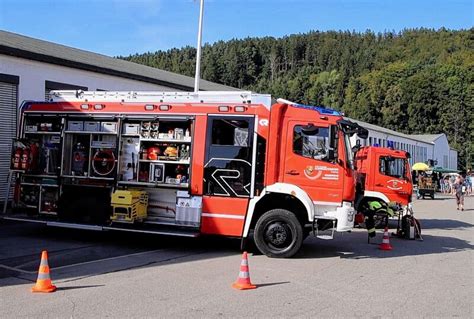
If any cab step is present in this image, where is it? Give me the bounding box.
[312,216,336,240]
[316,235,334,240]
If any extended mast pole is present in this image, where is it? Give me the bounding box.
[194,0,205,93]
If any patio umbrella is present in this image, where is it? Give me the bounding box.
[432,166,460,173]
[412,162,430,171]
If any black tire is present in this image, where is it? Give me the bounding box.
[254,209,304,258]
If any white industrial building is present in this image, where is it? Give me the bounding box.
[0,30,235,200]
[349,118,458,170]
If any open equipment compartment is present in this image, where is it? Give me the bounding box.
[5,107,202,234]
[57,117,119,223]
[115,116,200,227]
[9,114,63,217]
[62,117,119,179]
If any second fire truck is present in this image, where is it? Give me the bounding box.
[354,145,413,233]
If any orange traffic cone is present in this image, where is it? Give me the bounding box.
[31,251,56,293]
[232,252,256,290]
[379,227,393,251]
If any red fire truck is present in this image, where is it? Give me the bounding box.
[4,91,370,258]
[354,145,413,230]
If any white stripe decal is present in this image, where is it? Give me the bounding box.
[201,213,245,220]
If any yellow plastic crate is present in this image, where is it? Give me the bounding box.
[111,190,144,205]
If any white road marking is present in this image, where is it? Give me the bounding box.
[52,249,165,270]
[0,249,165,274]
[0,264,36,274]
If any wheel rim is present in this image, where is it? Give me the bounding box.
[262,219,296,254]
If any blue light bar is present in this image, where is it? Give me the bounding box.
[290,103,340,116]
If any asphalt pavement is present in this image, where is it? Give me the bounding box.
[0,194,473,318]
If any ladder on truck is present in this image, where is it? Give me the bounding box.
[49,90,272,108]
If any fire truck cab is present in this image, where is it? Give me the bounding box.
[354,145,413,227]
[3,91,367,258]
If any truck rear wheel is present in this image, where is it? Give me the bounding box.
[254,209,303,258]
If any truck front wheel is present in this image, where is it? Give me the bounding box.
[254,209,303,258]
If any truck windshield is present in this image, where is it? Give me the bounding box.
[379,156,407,179]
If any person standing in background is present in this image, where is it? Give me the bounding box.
[443,176,450,194]
[454,176,465,211]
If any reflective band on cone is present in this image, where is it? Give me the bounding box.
[232,252,256,290]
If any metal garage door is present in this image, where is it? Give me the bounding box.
[0,80,18,201]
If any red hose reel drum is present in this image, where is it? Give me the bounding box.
[92,150,116,176]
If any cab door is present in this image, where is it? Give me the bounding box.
[282,121,344,205]
[375,155,411,204]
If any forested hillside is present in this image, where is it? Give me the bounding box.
[120,28,473,169]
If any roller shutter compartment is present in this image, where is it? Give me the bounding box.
[0,81,18,201]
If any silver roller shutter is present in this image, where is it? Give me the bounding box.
[0,81,18,201]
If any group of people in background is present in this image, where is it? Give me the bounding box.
[440,173,472,197]
[417,170,471,211]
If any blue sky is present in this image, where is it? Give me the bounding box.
[0,0,472,57]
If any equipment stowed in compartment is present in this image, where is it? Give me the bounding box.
[11,139,40,173]
[71,142,88,175]
[111,189,148,223]
[120,137,139,181]
[39,141,60,175]
[91,149,116,177]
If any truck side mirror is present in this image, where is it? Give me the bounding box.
[357,128,368,139]
[351,139,361,153]
[328,125,338,162]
